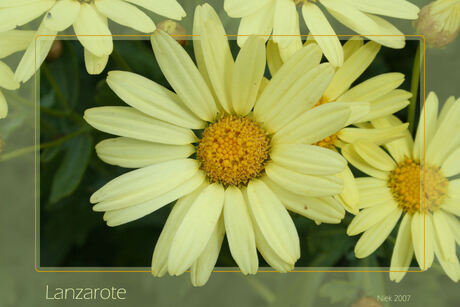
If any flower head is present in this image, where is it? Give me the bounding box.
[268,37,412,213]
[0,0,186,81]
[85,4,353,286]
[225,0,420,65]
[415,0,460,48]
[344,92,460,282]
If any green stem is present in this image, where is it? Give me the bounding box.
[111,48,131,71]
[408,43,422,135]
[42,63,71,112]
[0,128,87,162]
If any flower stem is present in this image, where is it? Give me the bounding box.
[408,43,422,135]
[0,127,88,162]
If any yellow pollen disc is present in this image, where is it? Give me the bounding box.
[197,115,270,186]
[388,158,449,214]
[313,96,340,150]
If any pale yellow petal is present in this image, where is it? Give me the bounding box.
[427,98,460,166]
[224,0,270,18]
[0,0,54,32]
[232,36,266,116]
[95,0,155,33]
[390,213,413,282]
[90,159,199,205]
[342,0,419,19]
[151,185,204,277]
[151,30,217,121]
[352,141,396,171]
[324,41,381,101]
[236,3,275,47]
[44,0,80,31]
[14,20,57,83]
[262,63,335,132]
[95,137,195,169]
[266,40,283,76]
[265,163,343,197]
[106,71,204,129]
[341,144,389,179]
[338,73,405,103]
[73,3,113,57]
[413,91,438,161]
[272,0,299,48]
[338,123,409,145]
[0,90,7,118]
[272,102,351,145]
[342,37,363,61]
[441,147,460,177]
[252,215,294,272]
[168,183,225,275]
[254,43,322,126]
[432,210,457,263]
[0,61,19,90]
[84,48,108,75]
[301,2,343,67]
[348,202,398,236]
[355,208,402,258]
[0,30,35,58]
[103,172,205,227]
[224,186,258,275]
[263,176,344,224]
[411,212,435,269]
[194,4,233,113]
[270,143,346,175]
[191,218,225,287]
[337,165,360,214]
[371,115,413,163]
[84,106,197,145]
[364,89,412,122]
[246,179,300,263]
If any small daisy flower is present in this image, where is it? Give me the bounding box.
[415,0,460,48]
[343,92,460,282]
[224,0,420,66]
[267,37,412,214]
[84,4,353,286]
[0,0,186,81]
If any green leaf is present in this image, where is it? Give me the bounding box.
[49,133,92,204]
[41,145,62,163]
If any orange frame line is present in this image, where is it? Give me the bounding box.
[34,34,427,273]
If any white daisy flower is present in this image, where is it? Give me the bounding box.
[84,4,355,286]
[0,0,186,81]
[344,92,460,282]
[267,37,412,214]
[224,0,420,66]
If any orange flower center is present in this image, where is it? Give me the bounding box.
[197,115,270,186]
[388,158,449,214]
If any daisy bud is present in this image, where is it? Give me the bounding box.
[414,0,460,48]
[46,40,63,61]
[352,296,382,307]
[157,20,187,47]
